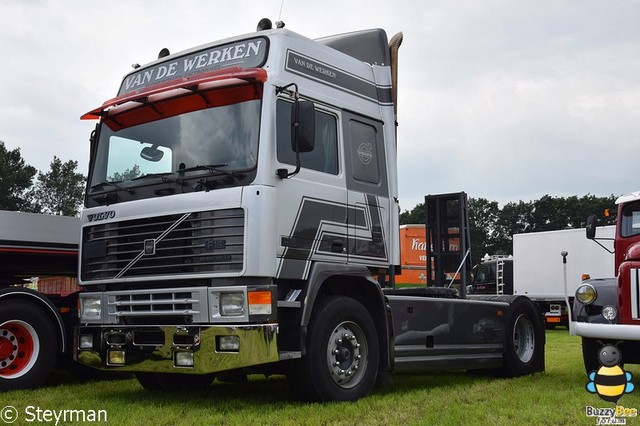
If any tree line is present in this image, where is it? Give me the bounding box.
[400,194,618,264]
[0,137,620,256]
[0,141,85,216]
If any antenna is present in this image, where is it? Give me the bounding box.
[275,0,286,28]
[277,0,285,22]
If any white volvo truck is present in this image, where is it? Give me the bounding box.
[75,19,545,401]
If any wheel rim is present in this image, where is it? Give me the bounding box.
[0,320,40,379]
[513,314,535,363]
[326,321,368,389]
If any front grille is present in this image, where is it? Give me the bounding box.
[82,209,244,281]
[105,287,210,324]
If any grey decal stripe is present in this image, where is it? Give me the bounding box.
[279,198,349,278]
[278,196,388,279]
[285,50,392,105]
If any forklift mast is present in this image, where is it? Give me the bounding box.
[425,192,472,298]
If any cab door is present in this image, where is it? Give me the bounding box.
[275,99,348,280]
[342,112,390,268]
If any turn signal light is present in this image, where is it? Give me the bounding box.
[248,290,272,315]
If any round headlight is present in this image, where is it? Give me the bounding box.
[602,305,617,321]
[576,284,597,305]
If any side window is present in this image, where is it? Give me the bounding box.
[621,201,640,238]
[349,121,379,184]
[276,100,338,175]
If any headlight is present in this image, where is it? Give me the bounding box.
[80,296,102,321]
[220,293,245,316]
[575,284,597,305]
[602,305,617,322]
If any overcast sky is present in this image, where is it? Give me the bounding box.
[1,0,639,212]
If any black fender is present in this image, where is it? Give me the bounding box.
[0,287,67,354]
[572,277,617,324]
[298,262,393,373]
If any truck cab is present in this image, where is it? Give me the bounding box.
[469,254,513,295]
[571,191,640,371]
[75,21,544,402]
[76,22,401,400]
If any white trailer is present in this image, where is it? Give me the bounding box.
[513,226,614,298]
[513,226,614,327]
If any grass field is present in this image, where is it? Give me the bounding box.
[1,330,638,425]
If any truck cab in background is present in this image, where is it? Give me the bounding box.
[0,211,80,391]
[571,191,640,372]
[469,254,513,296]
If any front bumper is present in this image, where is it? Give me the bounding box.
[77,323,279,374]
[572,321,640,341]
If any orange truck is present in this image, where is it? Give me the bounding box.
[396,225,460,287]
[396,225,428,287]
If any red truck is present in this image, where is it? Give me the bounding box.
[570,191,640,371]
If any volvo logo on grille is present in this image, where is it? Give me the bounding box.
[144,239,156,255]
[87,210,116,222]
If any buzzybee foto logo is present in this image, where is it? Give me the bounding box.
[584,345,637,425]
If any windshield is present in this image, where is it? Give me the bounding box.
[87,98,260,204]
[473,264,495,284]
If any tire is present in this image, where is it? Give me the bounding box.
[497,297,545,377]
[287,295,379,402]
[0,300,58,391]
[136,372,216,391]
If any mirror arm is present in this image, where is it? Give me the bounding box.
[277,140,301,179]
[592,238,615,255]
[275,82,299,99]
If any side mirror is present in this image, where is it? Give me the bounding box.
[140,145,164,162]
[586,214,597,240]
[291,99,315,153]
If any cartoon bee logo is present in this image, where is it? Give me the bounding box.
[586,345,634,403]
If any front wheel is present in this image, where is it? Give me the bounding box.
[0,300,58,391]
[287,296,379,402]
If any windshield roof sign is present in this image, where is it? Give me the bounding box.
[118,37,268,96]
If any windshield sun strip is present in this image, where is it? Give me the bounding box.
[81,67,268,120]
[102,83,263,132]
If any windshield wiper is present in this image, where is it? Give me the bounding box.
[180,164,247,180]
[131,172,176,181]
[89,181,132,205]
[90,180,127,192]
[178,164,229,174]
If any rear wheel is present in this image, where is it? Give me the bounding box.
[136,372,216,391]
[287,296,379,402]
[0,300,58,391]
[497,297,544,376]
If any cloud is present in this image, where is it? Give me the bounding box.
[0,0,639,211]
